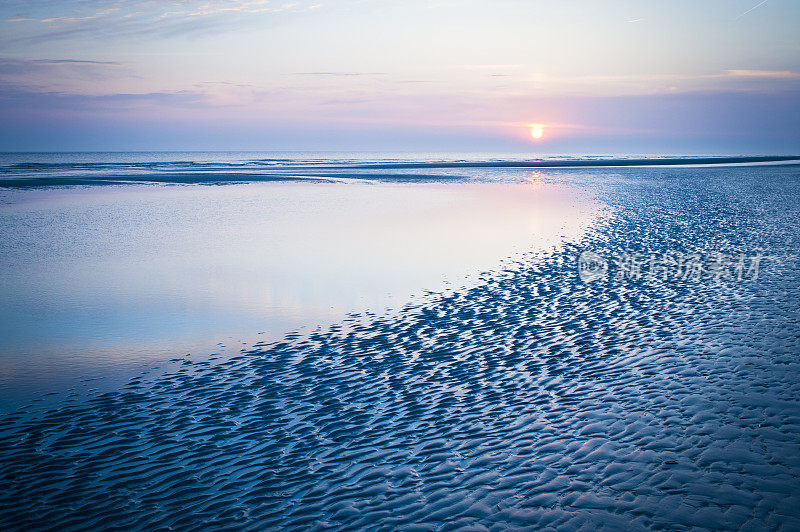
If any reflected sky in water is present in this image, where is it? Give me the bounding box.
[0,180,600,406]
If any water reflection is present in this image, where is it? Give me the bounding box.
[0,181,600,406]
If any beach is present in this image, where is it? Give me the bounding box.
[1,155,799,529]
[2,0,799,527]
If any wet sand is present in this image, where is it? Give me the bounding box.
[1,164,799,529]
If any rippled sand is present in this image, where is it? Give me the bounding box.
[1,165,799,530]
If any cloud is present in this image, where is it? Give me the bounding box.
[726,69,800,79]
[476,69,800,97]
[1,1,321,45]
[0,87,206,114]
[0,56,128,94]
[0,57,120,70]
[461,64,521,70]
[39,58,118,65]
[159,0,303,17]
[294,72,387,76]
[0,56,121,79]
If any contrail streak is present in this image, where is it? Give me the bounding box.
[736,0,769,19]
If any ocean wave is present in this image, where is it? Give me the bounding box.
[1,155,798,189]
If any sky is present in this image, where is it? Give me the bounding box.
[0,0,799,153]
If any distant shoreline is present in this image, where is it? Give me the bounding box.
[346,155,800,169]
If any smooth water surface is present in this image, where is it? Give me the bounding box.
[0,176,598,410]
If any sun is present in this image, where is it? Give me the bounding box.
[530,124,545,139]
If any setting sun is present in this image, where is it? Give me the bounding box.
[530,124,545,139]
